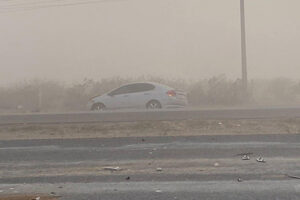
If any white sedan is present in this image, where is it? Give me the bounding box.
[88,82,188,110]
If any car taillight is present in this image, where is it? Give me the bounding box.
[167,90,176,97]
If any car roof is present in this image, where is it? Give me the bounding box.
[119,82,172,89]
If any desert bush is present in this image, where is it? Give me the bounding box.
[0,80,65,112]
[0,76,299,113]
[251,78,299,105]
[187,75,245,106]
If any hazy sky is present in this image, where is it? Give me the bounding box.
[0,0,300,85]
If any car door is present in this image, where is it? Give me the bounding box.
[126,83,156,108]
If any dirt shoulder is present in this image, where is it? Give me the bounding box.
[0,118,299,141]
[1,158,298,179]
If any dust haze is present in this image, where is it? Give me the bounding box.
[0,0,300,85]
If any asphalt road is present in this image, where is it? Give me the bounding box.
[0,134,300,199]
[1,107,300,125]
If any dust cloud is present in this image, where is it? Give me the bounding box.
[0,0,300,85]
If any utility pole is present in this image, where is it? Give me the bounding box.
[240,0,248,92]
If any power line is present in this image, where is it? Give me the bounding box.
[0,0,64,9]
[0,0,127,13]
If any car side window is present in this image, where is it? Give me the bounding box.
[109,83,155,96]
[127,83,155,93]
[108,85,131,96]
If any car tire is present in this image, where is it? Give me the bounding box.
[146,100,162,109]
[91,103,106,111]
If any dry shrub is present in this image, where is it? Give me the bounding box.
[0,76,299,113]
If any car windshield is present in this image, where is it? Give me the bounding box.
[1,1,300,200]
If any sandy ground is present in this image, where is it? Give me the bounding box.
[1,158,298,179]
[0,118,299,140]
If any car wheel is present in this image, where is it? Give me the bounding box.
[146,100,162,109]
[91,103,106,111]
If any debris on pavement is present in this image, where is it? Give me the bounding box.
[126,176,130,180]
[156,168,163,172]
[214,162,220,167]
[0,195,58,200]
[155,189,162,193]
[237,178,243,182]
[256,156,266,163]
[103,166,121,171]
[285,174,300,179]
[241,155,250,160]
